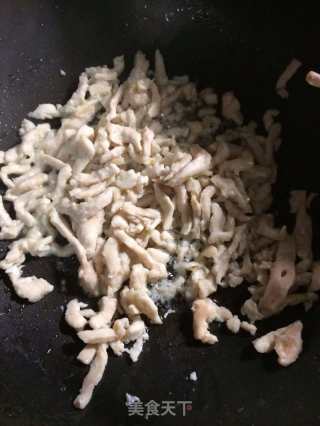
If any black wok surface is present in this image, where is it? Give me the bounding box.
[1,1,320,425]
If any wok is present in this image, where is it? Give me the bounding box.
[1,1,320,425]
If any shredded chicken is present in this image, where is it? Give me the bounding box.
[276,58,302,98]
[253,321,303,366]
[0,51,317,409]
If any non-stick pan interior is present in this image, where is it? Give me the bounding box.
[1,1,320,426]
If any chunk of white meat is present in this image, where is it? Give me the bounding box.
[73,344,108,409]
[306,70,320,88]
[276,58,302,98]
[7,265,53,303]
[154,184,175,230]
[89,297,117,329]
[0,195,24,239]
[101,237,130,295]
[192,298,233,344]
[253,321,303,366]
[28,103,61,120]
[290,191,312,269]
[77,345,97,365]
[74,211,105,259]
[58,125,95,175]
[113,229,167,281]
[259,235,296,315]
[209,203,234,244]
[65,299,89,330]
[200,185,216,230]
[50,209,99,296]
[211,175,251,212]
[174,185,192,235]
[155,49,168,86]
[120,286,162,324]
[165,146,212,187]
[222,92,243,125]
[78,328,117,345]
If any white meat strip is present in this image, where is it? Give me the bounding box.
[89,297,117,329]
[192,298,233,344]
[73,344,108,409]
[107,123,142,151]
[120,286,162,324]
[7,266,53,303]
[259,235,296,315]
[200,185,216,230]
[78,328,117,345]
[129,264,148,290]
[253,321,303,366]
[165,146,212,187]
[0,195,23,239]
[174,185,192,235]
[101,237,130,295]
[222,92,243,125]
[154,184,175,230]
[29,104,61,120]
[65,299,89,330]
[77,345,97,365]
[50,209,99,296]
[276,58,302,99]
[74,211,105,259]
[290,191,312,267]
[306,70,320,88]
[155,49,168,86]
[211,175,251,212]
[113,229,166,281]
[209,203,234,244]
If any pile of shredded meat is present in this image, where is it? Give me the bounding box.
[0,51,319,409]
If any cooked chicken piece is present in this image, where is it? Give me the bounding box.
[6,266,53,303]
[74,344,108,409]
[222,92,243,125]
[253,321,303,366]
[78,328,117,345]
[306,70,320,88]
[241,299,264,322]
[211,175,251,212]
[101,237,130,295]
[165,146,212,187]
[77,345,97,365]
[174,185,192,235]
[209,203,234,244]
[155,49,168,86]
[290,191,312,269]
[113,229,166,281]
[65,299,89,330]
[0,195,23,239]
[50,209,99,296]
[240,321,257,336]
[154,184,175,230]
[89,297,117,329]
[74,211,105,259]
[263,109,280,132]
[120,286,162,324]
[259,235,296,315]
[276,58,302,98]
[192,299,233,344]
[29,103,61,120]
[200,185,216,230]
